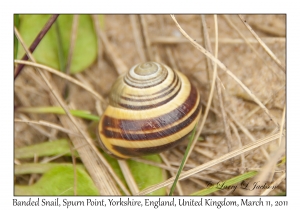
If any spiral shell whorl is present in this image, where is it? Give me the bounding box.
[124,62,168,88]
[98,62,201,159]
[109,62,178,110]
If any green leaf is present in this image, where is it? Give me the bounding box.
[17,106,100,121]
[101,153,166,195]
[15,140,166,195]
[15,165,99,195]
[15,139,74,159]
[18,15,97,74]
[128,155,166,195]
[54,21,66,72]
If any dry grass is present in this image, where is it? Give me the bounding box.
[14,14,286,195]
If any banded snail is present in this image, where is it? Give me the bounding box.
[97,61,201,159]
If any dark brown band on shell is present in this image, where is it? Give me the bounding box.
[112,134,189,157]
[102,100,200,141]
[102,85,198,133]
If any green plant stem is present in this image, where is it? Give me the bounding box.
[17,106,100,121]
[169,125,197,195]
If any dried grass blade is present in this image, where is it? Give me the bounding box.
[91,15,104,67]
[140,15,154,61]
[138,132,281,195]
[151,36,285,45]
[261,173,286,195]
[227,110,269,159]
[14,119,82,137]
[223,15,282,79]
[130,15,147,62]
[238,15,285,72]
[14,60,105,103]
[97,27,128,74]
[118,160,137,195]
[170,15,279,129]
[183,15,218,165]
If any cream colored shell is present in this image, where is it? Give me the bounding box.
[98,62,201,159]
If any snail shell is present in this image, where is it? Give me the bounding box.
[98,62,201,159]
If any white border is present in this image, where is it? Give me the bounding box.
[3,0,298,208]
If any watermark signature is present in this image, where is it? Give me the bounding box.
[206,181,278,193]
